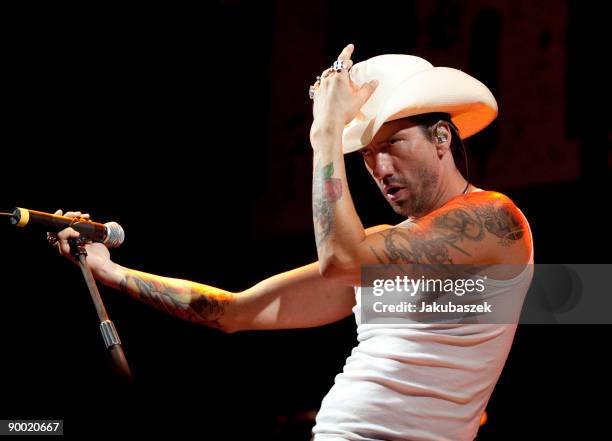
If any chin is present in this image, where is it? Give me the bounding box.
[390,200,413,217]
[391,197,428,218]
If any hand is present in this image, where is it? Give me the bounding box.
[52,209,113,276]
[311,44,378,132]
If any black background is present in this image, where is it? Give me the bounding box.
[2,2,611,439]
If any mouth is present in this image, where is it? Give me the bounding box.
[383,185,407,202]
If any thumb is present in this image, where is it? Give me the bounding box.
[357,79,378,103]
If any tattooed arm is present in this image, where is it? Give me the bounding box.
[55,211,389,332]
[311,125,366,278]
[95,264,236,331]
[96,262,357,333]
[93,225,392,332]
[93,260,360,333]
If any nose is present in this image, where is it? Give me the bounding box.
[372,151,395,182]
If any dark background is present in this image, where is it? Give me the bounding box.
[2,1,611,439]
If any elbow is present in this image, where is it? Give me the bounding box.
[209,315,243,334]
[318,259,341,279]
[318,255,360,283]
[219,321,241,334]
[195,316,238,334]
[195,293,244,334]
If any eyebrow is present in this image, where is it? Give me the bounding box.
[372,134,402,148]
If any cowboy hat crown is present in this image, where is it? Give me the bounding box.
[343,54,498,153]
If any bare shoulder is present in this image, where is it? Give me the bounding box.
[462,190,529,236]
[384,190,533,265]
[445,190,532,263]
[359,190,532,268]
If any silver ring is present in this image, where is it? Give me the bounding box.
[309,74,324,99]
[332,59,348,73]
[309,85,317,100]
[47,232,58,247]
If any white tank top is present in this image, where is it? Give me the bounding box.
[312,207,534,441]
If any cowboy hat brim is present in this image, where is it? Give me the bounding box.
[342,67,498,154]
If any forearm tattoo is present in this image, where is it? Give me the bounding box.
[312,160,343,248]
[370,201,525,265]
[118,274,230,329]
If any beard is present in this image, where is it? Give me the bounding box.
[388,165,439,218]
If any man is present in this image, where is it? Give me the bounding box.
[54,45,533,440]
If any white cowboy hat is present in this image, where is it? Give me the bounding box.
[342,54,498,154]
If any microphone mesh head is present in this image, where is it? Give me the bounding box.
[104,222,125,248]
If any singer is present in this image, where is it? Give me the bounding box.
[52,45,534,441]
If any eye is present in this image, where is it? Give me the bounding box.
[360,148,372,157]
[389,138,402,145]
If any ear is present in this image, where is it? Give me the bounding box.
[433,122,451,158]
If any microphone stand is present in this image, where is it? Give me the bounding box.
[69,238,133,380]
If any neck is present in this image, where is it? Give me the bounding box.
[426,169,470,214]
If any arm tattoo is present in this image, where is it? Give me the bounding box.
[118,274,229,329]
[474,204,525,245]
[312,160,342,248]
[372,200,525,264]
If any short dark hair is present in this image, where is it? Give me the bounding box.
[408,112,466,169]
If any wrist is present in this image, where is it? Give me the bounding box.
[97,259,125,289]
[310,120,344,145]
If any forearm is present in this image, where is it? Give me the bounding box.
[311,125,367,275]
[96,260,238,332]
[96,259,355,333]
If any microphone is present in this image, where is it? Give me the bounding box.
[5,207,125,248]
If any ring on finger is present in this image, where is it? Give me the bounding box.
[309,84,319,100]
[309,74,325,99]
[46,232,59,247]
[332,59,348,73]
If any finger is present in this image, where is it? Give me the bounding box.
[57,228,80,258]
[59,239,72,257]
[64,211,82,218]
[337,43,354,61]
[357,79,379,102]
[320,67,334,80]
[57,227,80,241]
[54,209,63,215]
[59,240,80,261]
[81,213,90,219]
